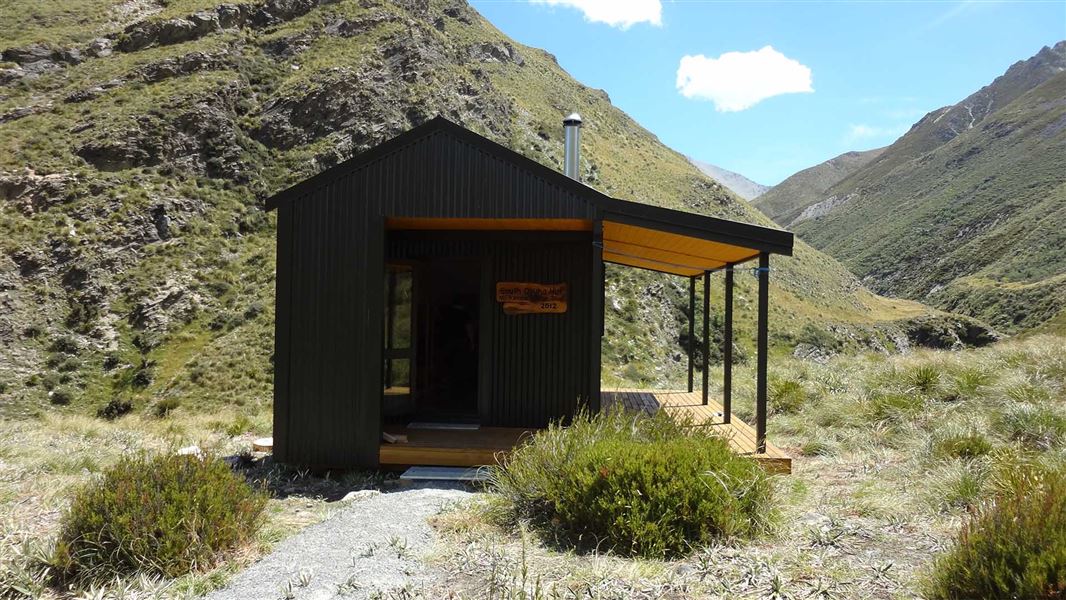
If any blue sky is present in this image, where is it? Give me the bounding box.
[469,0,1066,185]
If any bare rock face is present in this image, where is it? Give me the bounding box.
[0,170,77,215]
[128,279,201,332]
[117,11,224,52]
[467,41,523,65]
[77,92,248,180]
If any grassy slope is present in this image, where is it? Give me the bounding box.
[786,42,1066,333]
[0,0,934,422]
[796,72,1066,333]
[752,147,884,226]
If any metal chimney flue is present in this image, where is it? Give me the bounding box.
[563,112,582,181]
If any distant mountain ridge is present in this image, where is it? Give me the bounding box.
[753,148,884,226]
[688,158,770,200]
[780,41,1066,333]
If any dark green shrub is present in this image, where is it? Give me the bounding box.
[96,398,132,420]
[797,323,842,352]
[53,452,266,582]
[492,411,774,558]
[769,379,808,415]
[50,387,74,405]
[925,467,1066,599]
[50,335,79,354]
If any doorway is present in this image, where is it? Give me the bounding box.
[417,259,480,421]
[383,259,481,424]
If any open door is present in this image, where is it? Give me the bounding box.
[383,263,414,418]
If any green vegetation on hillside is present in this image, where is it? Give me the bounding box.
[752,147,883,225]
[774,42,1066,333]
[0,0,950,419]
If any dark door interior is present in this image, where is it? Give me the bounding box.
[416,259,480,421]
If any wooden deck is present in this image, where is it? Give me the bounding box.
[379,425,534,467]
[601,389,792,474]
[379,390,791,474]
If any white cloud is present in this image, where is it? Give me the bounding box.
[531,0,661,29]
[844,123,909,143]
[676,46,813,112]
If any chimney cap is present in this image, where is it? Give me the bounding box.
[563,112,582,126]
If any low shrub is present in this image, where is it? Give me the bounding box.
[53,452,266,582]
[491,410,774,558]
[153,397,181,417]
[96,398,132,420]
[925,467,1066,599]
[49,387,74,406]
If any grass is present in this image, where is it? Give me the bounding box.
[430,334,1066,597]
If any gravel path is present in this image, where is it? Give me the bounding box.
[205,486,473,600]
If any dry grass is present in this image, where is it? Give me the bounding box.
[3,335,1062,598]
[424,335,1066,598]
[0,409,363,599]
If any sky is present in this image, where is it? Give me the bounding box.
[469,0,1066,185]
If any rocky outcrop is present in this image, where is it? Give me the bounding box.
[899,314,1000,350]
[77,87,249,179]
[467,41,523,65]
[253,31,514,155]
[0,170,77,215]
[116,0,341,52]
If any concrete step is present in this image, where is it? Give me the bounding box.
[399,466,490,483]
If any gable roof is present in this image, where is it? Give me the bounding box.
[264,116,793,261]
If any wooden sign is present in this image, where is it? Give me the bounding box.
[496,282,568,314]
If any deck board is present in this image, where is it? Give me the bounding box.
[379,390,791,474]
[600,389,791,473]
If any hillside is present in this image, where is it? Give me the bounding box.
[752,148,883,225]
[789,41,1066,333]
[688,158,769,200]
[0,0,967,418]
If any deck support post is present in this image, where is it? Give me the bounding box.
[590,219,604,414]
[756,253,769,453]
[702,270,710,406]
[723,266,733,424]
[687,276,695,393]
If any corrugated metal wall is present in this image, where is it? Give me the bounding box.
[275,128,602,468]
[388,233,593,428]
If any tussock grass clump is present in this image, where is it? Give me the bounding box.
[53,452,266,583]
[996,404,1066,451]
[769,379,809,415]
[925,467,1066,600]
[929,427,994,460]
[491,410,774,558]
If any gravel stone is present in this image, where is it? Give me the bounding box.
[205,486,472,599]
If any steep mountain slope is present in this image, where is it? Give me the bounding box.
[791,42,1066,333]
[752,148,883,225]
[0,0,958,417]
[688,158,769,200]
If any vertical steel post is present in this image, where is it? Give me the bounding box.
[756,253,769,454]
[723,266,733,423]
[687,276,695,393]
[702,270,710,406]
